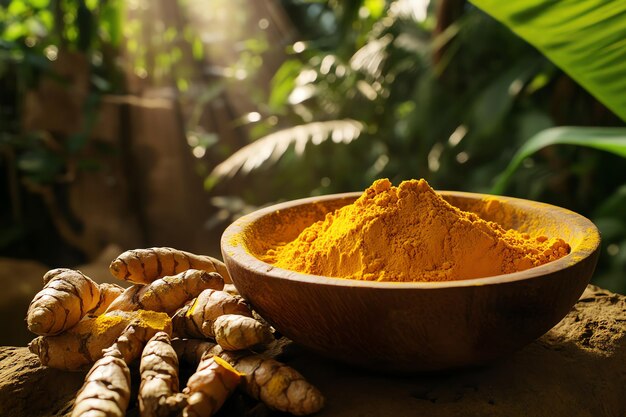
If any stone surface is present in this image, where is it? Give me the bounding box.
[1,285,625,416]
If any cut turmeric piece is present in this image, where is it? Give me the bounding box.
[183,355,241,417]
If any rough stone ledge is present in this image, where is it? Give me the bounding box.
[1,285,625,417]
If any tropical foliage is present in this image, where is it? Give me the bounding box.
[1,0,625,292]
[207,0,626,292]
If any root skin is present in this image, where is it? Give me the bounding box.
[172,339,325,415]
[172,289,251,339]
[70,346,131,417]
[29,310,172,371]
[109,248,231,285]
[106,270,224,315]
[214,314,274,351]
[183,356,241,417]
[27,269,101,336]
[139,332,184,417]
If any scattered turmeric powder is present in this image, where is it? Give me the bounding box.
[71,321,171,417]
[261,178,571,282]
[29,310,172,371]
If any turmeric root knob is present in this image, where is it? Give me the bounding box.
[27,269,101,336]
[172,340,325,416]
[214,314,274,351]
[139,332,185,417]
[229,353,325,416]
[183,356,241,417]
[70,346,131,417]
[109,247,231,284]
[173,290,272,350]
[90,282,125,316]
[106,270,224,314]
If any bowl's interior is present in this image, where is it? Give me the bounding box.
[223,191,600,371]
[242,192,592,266]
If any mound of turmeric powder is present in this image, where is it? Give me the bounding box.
[261,179,570,282]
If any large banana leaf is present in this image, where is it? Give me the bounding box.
[470,0,626,122]
[491,127,626,194]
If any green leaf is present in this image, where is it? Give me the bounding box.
[364,0,385,19]
[470,0,626,121]
[269,59,302,113]
[3,23,26,41]
[30,0,50,9]
[192,37,203,60]
[491,127,626,194]
[208,119,364,180]
[100,0,122,46]
[7,1,28,16]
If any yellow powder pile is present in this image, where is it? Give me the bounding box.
[261,179,570,282]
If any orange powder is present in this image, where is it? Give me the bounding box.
[261,179,570,282]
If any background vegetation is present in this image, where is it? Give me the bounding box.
[1,0,625,292]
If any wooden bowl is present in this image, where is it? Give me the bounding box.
[221,191,600,372]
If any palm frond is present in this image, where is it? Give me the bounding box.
[350,34,392,79]
[209,119,364,180]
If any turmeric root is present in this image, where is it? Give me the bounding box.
[27,269,101,336]
[172,289,272,350]
[183,355,241,417]
[172,339,325,416]
[29,310,172,371]
[109,247,231,285]
[70,345,131,417]
[90,282,125,316]
[213,314,274,351]
[222,283,239,296]
[223,350,324,416]
[106,270,224,315]
[139,332,185,417]
[172,338,215,365]
[71,320,164,417]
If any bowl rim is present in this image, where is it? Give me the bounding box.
[220,190,601,289]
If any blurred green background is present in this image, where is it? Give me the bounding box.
[1,0,625,302]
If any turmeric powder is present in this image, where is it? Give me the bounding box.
[261,178,570,282]
[29,310,172,371]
